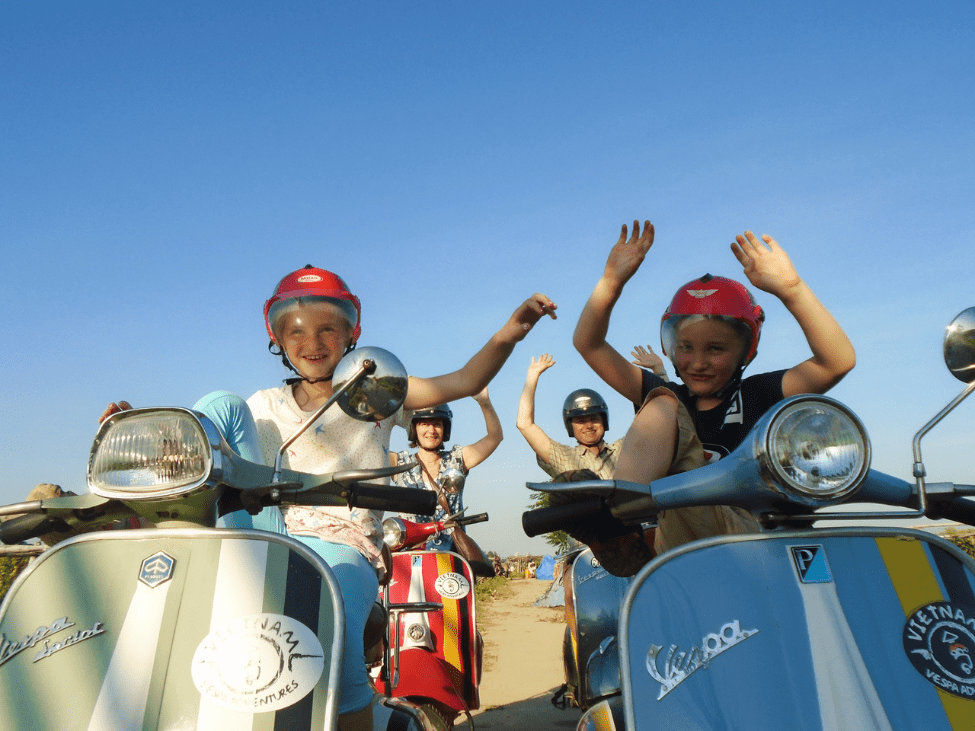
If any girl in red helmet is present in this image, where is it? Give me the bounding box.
[573,221,855,563]
[103,265,556,731]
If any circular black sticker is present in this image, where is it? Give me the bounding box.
[903,601,975,699]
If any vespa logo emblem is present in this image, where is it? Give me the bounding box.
[790,545,832,584]
[139,552,175,588]
[646,620,759,700]
[904,601,975,698]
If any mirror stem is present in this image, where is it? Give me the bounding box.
[273,359,376,482]
[912,379,975,513]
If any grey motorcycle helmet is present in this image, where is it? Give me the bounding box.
[562,389,609,438]
[408,404,453,445]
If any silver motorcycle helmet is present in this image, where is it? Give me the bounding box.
[408,404,453,445]
[562,389,609,438]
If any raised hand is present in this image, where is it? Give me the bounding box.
[526,353,556,380]
[630,345,665,374]
[603,220,655,288]
[502,293,558,343]
[472,386,491,405]
[731,231,802,301]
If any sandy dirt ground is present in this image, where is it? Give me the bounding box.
[467,578,581,730]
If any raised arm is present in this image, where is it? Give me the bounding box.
[405,293,557,410]
[573,221,654,404]
[516,354,556,460]
[630,345,669,381]
[731,231,855,397]
[462,387,503,469]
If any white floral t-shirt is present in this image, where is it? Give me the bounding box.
[247,384,412,568]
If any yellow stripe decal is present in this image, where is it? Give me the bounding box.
[876,537,975,727]
[437,553,462,672]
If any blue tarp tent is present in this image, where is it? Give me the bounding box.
[536,554,556,580]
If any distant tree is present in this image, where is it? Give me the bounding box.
[527,491,570,555]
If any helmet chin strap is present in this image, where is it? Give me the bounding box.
[280,342,356,385]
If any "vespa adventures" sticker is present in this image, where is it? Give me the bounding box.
[646,620,759,700]
[903,601,975,698]
[434,572,470,600]
[192,613,325,712]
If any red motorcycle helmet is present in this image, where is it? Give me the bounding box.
[264,265,362,345]
[660,274,765,367]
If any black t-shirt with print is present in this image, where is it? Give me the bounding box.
[640,369,787,462]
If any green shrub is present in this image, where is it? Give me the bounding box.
[0,556,31,604]
[474,576,511,605]
[945,529,975,560]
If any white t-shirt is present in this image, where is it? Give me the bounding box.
[247,384,411,567]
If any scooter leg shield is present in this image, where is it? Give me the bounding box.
[619,529,975,731]
[0,529,345,731]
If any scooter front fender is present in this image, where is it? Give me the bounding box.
[0,528,344,731]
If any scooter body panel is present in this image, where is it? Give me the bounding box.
[565,547,631,708]
[378,550,479,713]
[0,528,344,731]
[620,527,975,731]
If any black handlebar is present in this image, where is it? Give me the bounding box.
[457,512,489,527]
[347,484,438,515]
[0,513,68,545]
[926,496,975,528]
[522,497,604,537]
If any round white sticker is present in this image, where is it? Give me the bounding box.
[434,572,471,599]
[296,274,323,283]
[192,613,325,712]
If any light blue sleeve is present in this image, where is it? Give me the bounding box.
[192,390,285,533]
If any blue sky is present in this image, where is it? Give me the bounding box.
[2,1,973,555]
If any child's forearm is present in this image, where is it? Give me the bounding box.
[573,277,624,358]
[780,280,856,386]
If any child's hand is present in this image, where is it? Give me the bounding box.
[99,400,133,423]
[731,231,802,300]
[630,345,665,375]
[603,220,654,287]
[503,293,558,342]
[527,353,556,379]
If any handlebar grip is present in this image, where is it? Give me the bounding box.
[522,497,604,537]
[348,485,437,515]
[457,512,489,527]
[0,513,65,545]
[927,496,975,528]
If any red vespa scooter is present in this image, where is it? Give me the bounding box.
[374,506,492,730]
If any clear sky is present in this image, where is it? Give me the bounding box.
[2,1,974,556]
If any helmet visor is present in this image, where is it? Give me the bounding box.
[268,297,359,342]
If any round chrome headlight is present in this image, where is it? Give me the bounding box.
[765,398,870,505]
[88,409,214,499]
[382,517,406,550]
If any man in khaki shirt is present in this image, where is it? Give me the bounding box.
[516,354,622,477]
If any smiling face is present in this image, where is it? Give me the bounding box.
[414,418,446,450]
[673,318,748,399]
[570,413,606,448]
[277,302,355,381]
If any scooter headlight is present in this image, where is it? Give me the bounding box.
[383,518,407,550]
[763,397,870,506]
[88,409,215,499]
